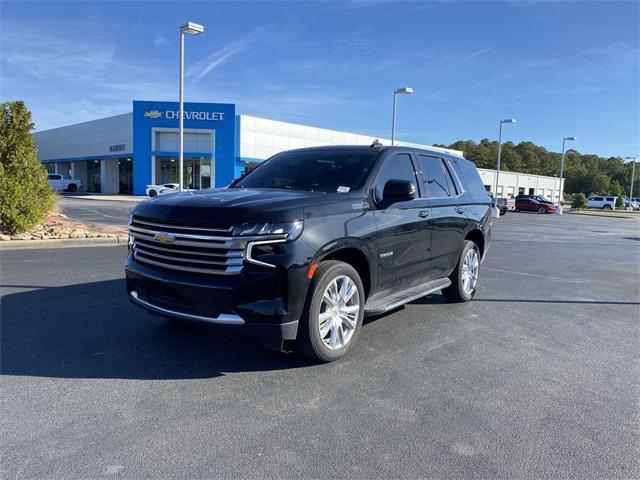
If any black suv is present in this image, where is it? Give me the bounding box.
[126,145,492,361]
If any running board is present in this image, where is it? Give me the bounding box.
[364,277,451,315]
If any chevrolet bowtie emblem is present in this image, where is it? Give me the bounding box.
[144,110,163,119]
[154,232,176,243]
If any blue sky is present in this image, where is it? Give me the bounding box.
[1,0,638,157]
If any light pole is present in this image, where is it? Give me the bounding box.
[391,87,413,146]
[556,136,577,214]
[178,21,204,191]
[493,118,516,218]
[625,156,636,210]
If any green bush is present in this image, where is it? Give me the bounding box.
[571,193,588,209]
[0,101,55,235]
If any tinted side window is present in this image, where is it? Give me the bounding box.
[606,197,614,201]
[452,159,485,196]
[374,154,418,201]
[417,155,452,198]
[594,197,603,201]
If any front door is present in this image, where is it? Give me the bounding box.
[373,153,432,296]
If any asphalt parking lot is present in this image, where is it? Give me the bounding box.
[1,213,639,479]
[58,195,139,227]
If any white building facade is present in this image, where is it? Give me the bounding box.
[33,99,563,199]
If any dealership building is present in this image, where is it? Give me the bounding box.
[33,100,563,199]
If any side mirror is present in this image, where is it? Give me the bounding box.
[382,179,417,204]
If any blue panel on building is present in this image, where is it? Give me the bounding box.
[132,100,236,195]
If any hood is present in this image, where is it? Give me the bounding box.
[132,188,349,225]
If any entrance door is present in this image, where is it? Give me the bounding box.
[87,161,101,193]
[119,158,133,194]
[184,159,201,189]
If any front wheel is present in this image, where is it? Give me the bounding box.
[603,204,612,210]
[442,240,480,303]
[296,261,364,362]
[537,206,546,214]
[148,190,157,197]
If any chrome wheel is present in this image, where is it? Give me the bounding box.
[318,275,360,350]
[461,248,479,295]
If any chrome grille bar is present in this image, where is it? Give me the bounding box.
[129,217,285,275]
[131,218,233,235]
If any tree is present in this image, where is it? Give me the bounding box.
[571,193,588,209]
[441,139,632,199]
[0,101,55,234]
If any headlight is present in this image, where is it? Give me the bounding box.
[232,221,303,240]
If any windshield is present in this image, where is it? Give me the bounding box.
[232,150,379,193]
[538,196,552,202]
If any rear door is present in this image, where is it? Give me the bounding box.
[373,153,432,295]
[415,155,467,277]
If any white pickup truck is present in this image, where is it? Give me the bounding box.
[47,174,82,192]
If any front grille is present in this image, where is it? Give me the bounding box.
[129,216,244,275]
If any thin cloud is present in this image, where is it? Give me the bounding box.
[187,25,271,81]
[451,48,492,68]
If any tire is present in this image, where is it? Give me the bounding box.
[149,190,157,197]
[603,204,612,210]
[500,208,507,216]
[295,260,365,362]
[442,240,480,303]
[67,183,77,192]
[515,208,519,213]
[537,206,546,214]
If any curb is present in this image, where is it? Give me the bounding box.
[0,236,129,250]
[61,195,145,203]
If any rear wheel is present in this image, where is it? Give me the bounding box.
[296,261,364,362]
[603,204,612,210]
[537,206,546,214]
[67,183,77,192]
[443,240,480,303]
[149,190,157,197]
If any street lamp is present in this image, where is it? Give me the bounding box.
[556,136,577,214]
[625,156,636,210]
[493,118,516,218]
[178,21,204,191]
[391,87,413,146]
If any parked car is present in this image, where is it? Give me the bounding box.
[146,183,181,197]
[47,174,81,192]
[515,194,556,214]
[587,196,617,210]
[488,194,508,215]
[126,144,492,362]
[622,197,640,210]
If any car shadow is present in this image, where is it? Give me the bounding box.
[0,279,309,380]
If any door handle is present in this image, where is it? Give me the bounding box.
[455,206,466,214]
[418,210,430,218]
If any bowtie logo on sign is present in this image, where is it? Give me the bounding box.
[143,110,164,119]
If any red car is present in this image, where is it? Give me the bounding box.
[515,195,556,214]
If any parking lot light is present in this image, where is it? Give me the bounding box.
[493,119,517,218]
[178,21,204,192]
[625,156,636,209]
[391,87,414,146]
[556,136,577,214]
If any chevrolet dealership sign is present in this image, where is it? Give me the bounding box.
[143,109,224,121]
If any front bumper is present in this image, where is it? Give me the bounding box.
[125,253,309,341]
